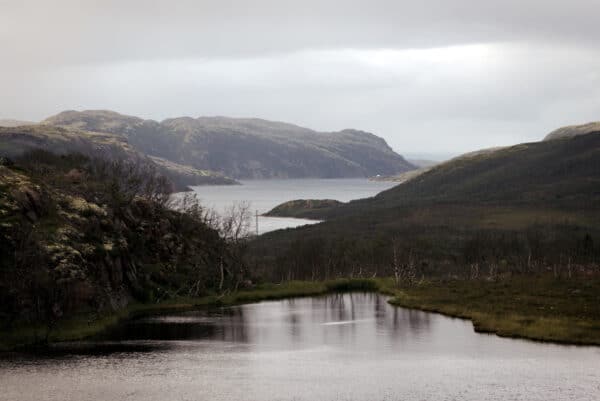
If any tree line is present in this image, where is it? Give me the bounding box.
[248,227,600,285]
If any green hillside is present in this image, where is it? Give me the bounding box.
[249,132,600,281]
[271,132,600,220]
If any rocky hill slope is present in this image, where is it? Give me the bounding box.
[44,110,415,179]
[0,125,237,190]
[0,151,241,339]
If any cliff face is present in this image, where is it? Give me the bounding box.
[0,152,234,328]
[44,110,416,179]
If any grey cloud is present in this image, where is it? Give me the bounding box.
[1,1,599,155]
[2,0,600,64]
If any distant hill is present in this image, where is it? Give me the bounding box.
[368,148,505,184]
[250,130,600,280]
[544,121,600,141]
[0,119,36,127]
[368,167,431,184]
[0,125,238,190]
[370,133,599,208]
[44,110,415,179]
[276,131,600,221]
[406,158,438,168]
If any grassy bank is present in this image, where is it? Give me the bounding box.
[390,276,600,345]
[2,276,599,350]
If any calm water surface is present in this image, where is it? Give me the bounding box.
[190,179,397,234]
[1,293,598,401]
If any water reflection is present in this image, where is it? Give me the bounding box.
[102,293,435,351]
[1,293,599,401]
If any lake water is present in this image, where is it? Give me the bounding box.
[1,293,598,401]
[189,179,397,234]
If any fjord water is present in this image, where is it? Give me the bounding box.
[190,178,397,234]
[1,293,598,401]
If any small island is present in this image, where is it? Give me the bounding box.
[264,199,344,219]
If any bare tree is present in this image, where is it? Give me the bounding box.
[89,158,172,214]
[406,249,416,285]
[392,238,418,287]
[218,201,252,242]
[392,237,401,286]
[169,192,206,221]
[164,193,253,293]
[218,201,252,291]
[470,263,480,280]
[488,263,498,281]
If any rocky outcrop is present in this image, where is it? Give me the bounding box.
[544,122,600,141]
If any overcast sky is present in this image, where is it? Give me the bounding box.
[1,0,600,158]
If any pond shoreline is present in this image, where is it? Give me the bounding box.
[2,277,599,351]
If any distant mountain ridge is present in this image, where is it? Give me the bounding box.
[43,110,415,179]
